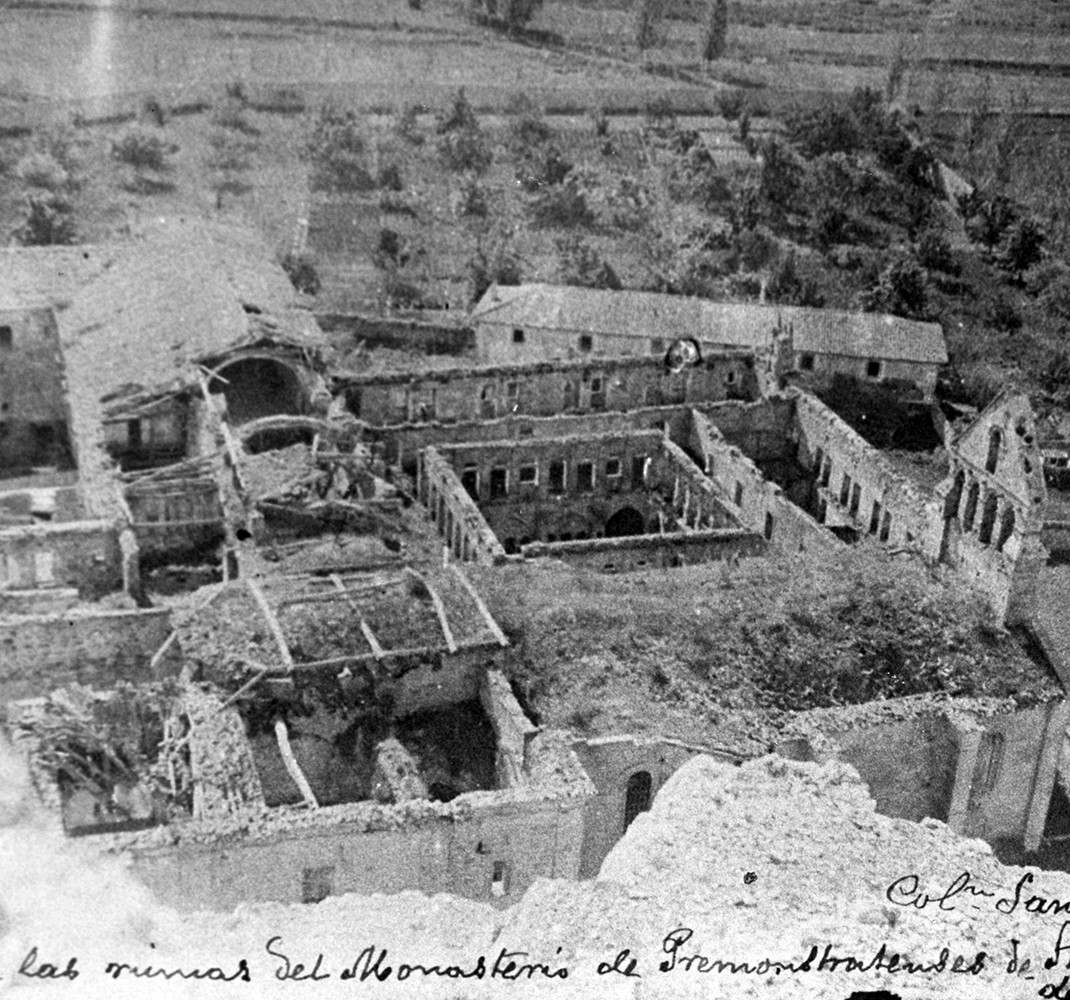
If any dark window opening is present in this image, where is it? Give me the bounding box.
[624,771,652,831]
[506,381,519,398]
[605,506,645,538]
[512,327,525,344]
[519,464,537,484]
[491,860,509,897]
[577,461,594,493]
[733,481,744,506]
[590,376,603,393]
[549,460,565,494]
[489,467,507,499]
[978,493,999,545]
[963,481,980,530]
[127,419,142,448]
[726,370,736,384]
[986,428,1002,474]
[605,458,621,477]
[839,474,852,507]
[869,500,881,535]
[763,512,774,541]
[866,359,882,378]
[302,865,335,904]
[461,467,479,500]
[650,338,664,355]
[0,326,13,350]
[632,455,648,487]
[945,469,965,520]
[849,484,861,518]
[996,507,1016,552]
[799,353,815,371]
[578,334,593,353]
[820,458,831,488]
[879,511,891,541]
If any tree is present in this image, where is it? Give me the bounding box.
[469,0,544,33]
[635,0,660,51]
[468,229,523,302]
[281,252,321,296]
[304,103,375,192]
[13,192,77,246]
[702,0,728,62]
[555,234,621,289]
[435,89,492,175]
[112,126,176,194]
[858,254,929,319]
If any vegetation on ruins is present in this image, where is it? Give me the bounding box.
[18,682,191,822]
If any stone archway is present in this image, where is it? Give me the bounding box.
[604,505,645,538]
[210,357,304,424]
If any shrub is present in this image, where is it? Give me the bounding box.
[455,178,489,219]
[530,173,594,227]
[112,126,173,172]
[914,227,958,274]
[997,217,1045,277]
[436,93,493,176]
[395,104,426,145]
[515,143,572,192]
[13,191,76,246]
[785,102,861,158]
[766,251,826,307]
[858,254,929,319]
[715,88,746,122]
[506,94,553,151]
[555,234,622,290]
[304,103,375,192]
[15,152,69,191]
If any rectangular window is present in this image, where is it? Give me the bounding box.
[839,473,852,507]
[764,512,774,541]
[461,467,479,500]
[869,500,882,535]
[489,467,507,499]
[650,338,665,355]
[733,482,744,506]
[302,865,335,904]
[491,861,509,897]
[866,359,882,378]
[799,353,815,371]
[577,461,594,492]
[849,483,861,517]
[578,334,593,353]
[726,370,736,385]
[590,376,603,393]
[519,464,537,484]
[512,327,525,344]
[549,460,566,494]
[506,381,519,398]
[605,458,621,477]
[631,455,647,487]
[0,326,12,351]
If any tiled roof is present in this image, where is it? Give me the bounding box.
[472,284,947,364]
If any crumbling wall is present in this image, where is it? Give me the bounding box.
[418,448,506,565]
[0,484,82,523]
[790,390,939,551]
[341,353,756,426]
[698,397,797,465]
[778,693,1068,853]
[480,669,537,788]
[521,528,765,573]
[0,519,123,598]
[371,738,428,802]
[572,735,736,877]
[125,478,225,559]
[373,405,697,476]
[690,409,839,556]
[0,606,174,701]
[940,393,1049,625]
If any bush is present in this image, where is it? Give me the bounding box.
[530,173,594,227]
[506,94,553,152]
[914,227,958,274]
[858,254,929,318]
[455,178,488,219]
[13,191,76,246]
[436,93,493,175]
[785,102,861,158]
[15,152,69,191]
[304,103,375,192]
[112,126,173,172]
[395,104,426,145]
[766,251,826,307]
[715,87,746,122]
[555,234,622,289]
[281,252,321,296]
[997,217,1045,276]
[515,143,572,192]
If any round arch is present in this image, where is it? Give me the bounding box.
[604,505,646,538]
[210,356,304,424]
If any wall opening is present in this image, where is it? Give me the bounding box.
[623,770,652,831]
[605,506,645,538]
[986,428,1002,474]
[491,860,509,897]
[210,357,303,424]
[302,865,335,904]
[978,493,999,546]
[963,481,980,531]
[996,506,1016,552]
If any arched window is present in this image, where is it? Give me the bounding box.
[624,771,652,831]
[996,506,1016,552]
[963,481,980,531]
[978,493,999,546]
[986,428,1002,474]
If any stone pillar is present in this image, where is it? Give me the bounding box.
[945,714,984,837]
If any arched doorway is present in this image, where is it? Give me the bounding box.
[623,770,652,831]
[209,357,304,424]
[605,506,645,538]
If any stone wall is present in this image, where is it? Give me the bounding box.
[340,352,757,426]
[520,528,766,573]
[418,448,506,565]
[0,519,123,598]
[0,606,174,702]
[480,670,537,788]
[790,390,939,551]
[690,408,840,556]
